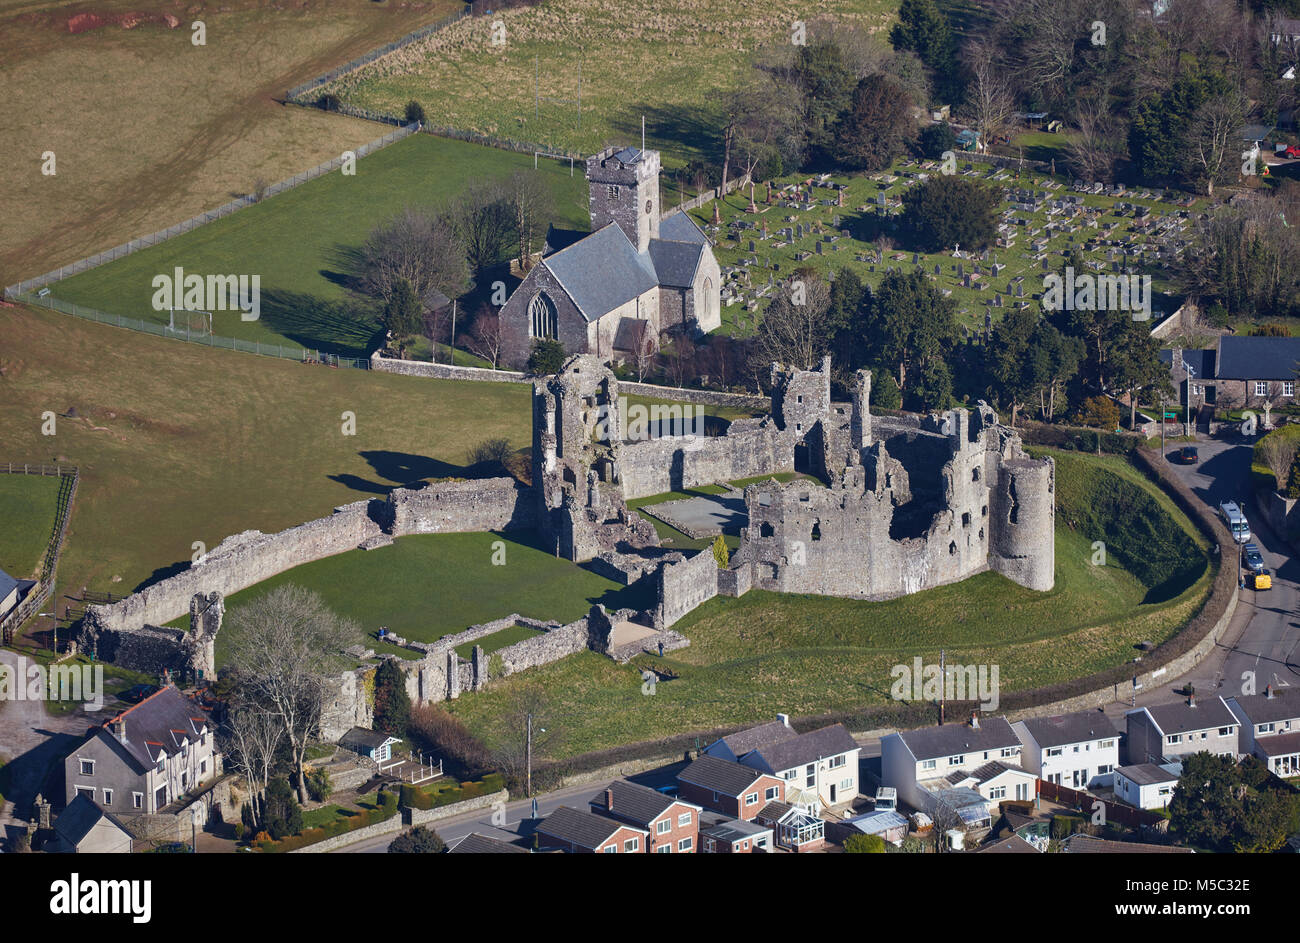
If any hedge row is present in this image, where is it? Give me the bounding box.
[1018,420,1139,455]
[399,773,505,811]
[256,790,399,853]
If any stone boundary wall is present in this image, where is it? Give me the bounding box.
[618,381,769,411]
[286,788,509,852]
[386,478,536,536]
[494,616,591,676]
[369,353,529,383]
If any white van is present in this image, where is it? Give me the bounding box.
[1219,501,1251,544]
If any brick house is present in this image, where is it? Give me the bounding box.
[587,780,702,853]
[498,145,721,368]
[703,714,861,809]
[699,816,774,853]
[676,755,785,821]
[536,805,649,854]
[64,686,220,815]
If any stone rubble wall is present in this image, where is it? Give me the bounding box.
[620,424,793,501]
[657,550,720,629]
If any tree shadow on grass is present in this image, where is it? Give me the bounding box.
[134,559,191,594]
[609,102,726,166]
[329,450,508,495]
[257,288,380,359]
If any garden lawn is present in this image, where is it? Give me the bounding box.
[48,134,588,358]
[447,452,1213,758]
[0,474,61,580]
[211,531,653,666]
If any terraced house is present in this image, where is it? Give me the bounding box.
[63,686,219,815]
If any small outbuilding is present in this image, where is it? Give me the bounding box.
[339,726,402,763]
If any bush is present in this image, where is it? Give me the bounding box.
[232,822,246,841]
[468,437,512,467]
[373,658,411,738]
[843,833,887,853]
[918,122,956,159]
[1074,395,1121,430]
[305,766,332,803]
[262,777,302,840]
[527,339,567,375]
[404,100,426,123]
[389,825,446,853]
[317,92,341,112]
[1051,815,1081,839]
[711,534,730,569]
[408,703,493,776]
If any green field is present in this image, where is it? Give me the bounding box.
[455,623,542,660]
[446,451,1212,758]
[0,304,534,605]
[0,474,61,581]
[325,0,897,171]
[211,531,653,666]
[698,157,1202,336]
[48,134,588,358]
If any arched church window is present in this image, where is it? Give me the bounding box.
[529,292,558,340]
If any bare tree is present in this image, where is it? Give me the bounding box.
[1066,96,1127,184]
[628,319,657,381]
[753,276,830,371]
[447,180,513,280]
[1256,424,1298,490]
[465,306,505,369]
[489,684,563,793]
[508,171,553,273]
[963,40,1016,152]
[226,585,357,804]
[662,326,697,388]
[1188,90,1248,196]
[360,208,469,306]
[223,698,285,830]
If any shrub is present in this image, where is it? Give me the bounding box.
[262,777,302,840]
[373,658,411,738]
[404,100,426,123]
[1074,395,1120,430]
[232,822,246,841]
[711,535,729,569]
[918,122,956,159]
[527,339,566,375]
[305,766,332,803]
[317,92,341,112]
[389,825,446,853]
[1051,815,1081,839]
[843,833,887,853]
[408,703,493,776]
[468,437,512,467]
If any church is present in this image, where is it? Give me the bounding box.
[499,145,722,368]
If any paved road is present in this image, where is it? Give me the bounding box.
[1130,435,1298,706]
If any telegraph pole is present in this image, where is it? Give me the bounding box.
[526,712,533,797]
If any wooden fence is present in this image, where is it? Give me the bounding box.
[0,463,79,643]
[1037,779,1165,830]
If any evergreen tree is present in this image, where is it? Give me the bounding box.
[373,658,411,738]
[890,0,954,74]
[382,278,423,357]
[388,826,447,853]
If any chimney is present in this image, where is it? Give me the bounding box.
[969,711,980,729]
[113,718,127,743]
[1266,684,1275,699]
[777,713,791,728]
[605,788,614,812]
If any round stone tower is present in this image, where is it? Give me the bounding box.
[989,456,1055,591]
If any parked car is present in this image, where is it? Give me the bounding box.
[1169,446,1199,464]
[1283,145,1300,159]
[1254,569,1273,591]
[1243,544,1265,574]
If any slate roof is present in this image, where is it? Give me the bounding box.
[756,800,794,824]
[1117,762,1180,786]
[658,210,709,246]
[1019,712,1120,749]
[896,717,1021,762]
[677,755,772,796]
[97,686,212,773]
[588,779,696,826]
[714,720,798,758]
[537,805,644,849]
[1255,730,1300,758]
[1229,687,1300,726]
[700,817,771,844]
[53,794,131,848]
[1157,348,1216,382]
[1139,697,1237,735]
[447,832,528,854]
[946,760,1028,786]
[0,567,16,602]
[611,146,645,165]
[978,834,1040,853]
[1063,834,1193,854]
[747,724,859,774]
[541,224,659,322]
[339,727,400,751]
[648,238,704,288]
[1215,336,1300,381]
[543,224,588,256]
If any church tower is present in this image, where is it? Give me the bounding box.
[585,146,660,253]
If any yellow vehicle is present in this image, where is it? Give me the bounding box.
[1254,571,1272,590]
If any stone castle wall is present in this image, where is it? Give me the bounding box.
[620,423,793,501]
[657,550,721,628]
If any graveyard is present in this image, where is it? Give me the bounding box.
[692,155,1206,337]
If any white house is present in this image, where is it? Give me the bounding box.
[705,714,860,809]
[1124,696,1239,765]
[1113,762,1181,810]
[1227,685,1300,777]
[1013,712,1122,790]
[881,715,1030,814]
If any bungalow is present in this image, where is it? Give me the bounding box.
[1125,696,1239,765]
[64,686,219,815]
[46,794,133,854]
[699,815,773,853]
[881,715,1029,814]
[1062,834,1193,854]
[536,805,649,854]
[1113,762,1182,810]
[676,755,785,821]
[588,780,701,853]
[704,714,860,809]
[339,726,401,763]
[1159,336,1300,410]
[1013,711,1122,790]
[1227,685,1300,777]
[943,760,1038,814]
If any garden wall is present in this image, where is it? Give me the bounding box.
[369,352,528,383]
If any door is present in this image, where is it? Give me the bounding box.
[829,783,836,803]
[1073,769,1086,788]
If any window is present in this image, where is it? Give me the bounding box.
[1047,748,1063,757]
[678,837,693,852]
[1218,727,1232,736]
[765,786,779,800]
[1285,381,1295,397]
[528,291,558,340]
[745,792,759,805]
[1016,783,1030,800]
[840,778,853,790]
[607,185,619,199]
[657,820,671,834]
[921,759,937,771]
[623,837,639,853]
[782,769,796,780]
[1256,381,1269,396]
[200,759,207,776]
[989,785,1006,800]
[948,755,965,766]
[603,846,617,854]
[103,789,113,806]
[677,812,692,827]
[1167,734,1182,744]
[1158,786,1172,796]
[75,786,94,800]
[79,759,94,776]
[645,199,653,215]
[828,755,846,769]
[656,845,671,854]
[1259,723,1275,734]
[1073,745,1080,753]
[132,792,144,810]
[1097,765,1113,775]
[1100,739,1116,750]
[1001,747,1018,758]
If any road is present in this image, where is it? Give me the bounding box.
[1127,435,1299,708]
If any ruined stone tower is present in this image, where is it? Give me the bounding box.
[585,146,661,252]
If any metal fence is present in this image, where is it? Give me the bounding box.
[0,463,78,644]
[3,123,418,300]
[9,292,370,369]
[286,4,472,101]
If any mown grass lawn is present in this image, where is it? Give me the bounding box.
[0,304,534,607]
[447,452,1212,758]
[211,531,654,666]
[48,134,588,358]
[0,474,61,580]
